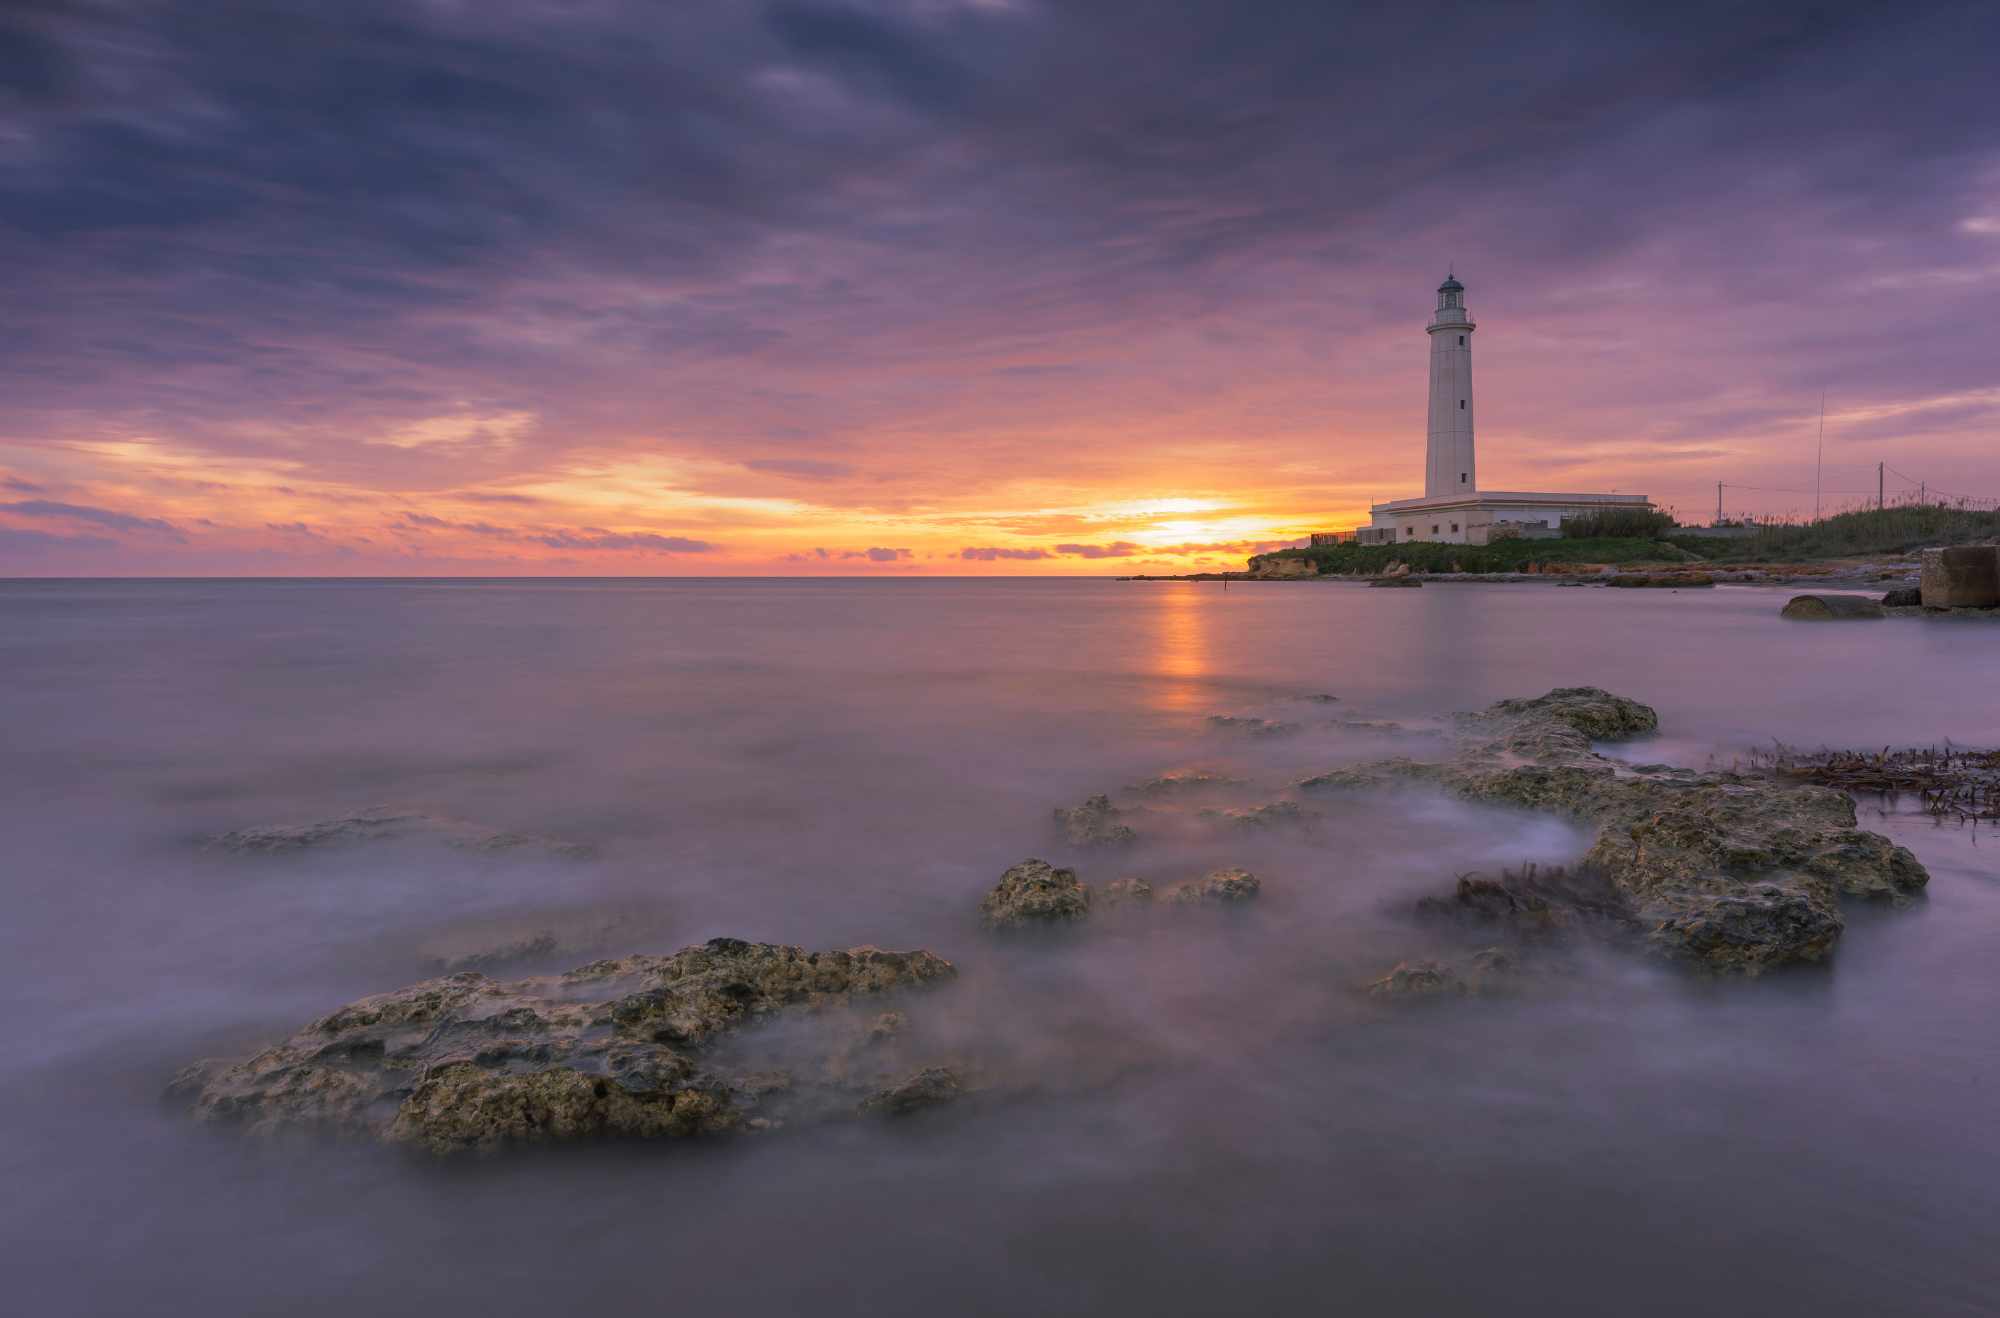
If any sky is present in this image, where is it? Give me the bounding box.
[2,0,1997,576]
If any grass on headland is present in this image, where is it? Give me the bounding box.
[1666,503,2000,563]
[1252,536,1694,576]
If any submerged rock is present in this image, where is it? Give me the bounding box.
[981,858,1091,928]
[1605,573,1715,588]
[1099,876,1155,907]
[1129,770,1241,796]
[1206,716,1303,737]
[860,1066,965,1117]
[1416,865,1633,940]
[1312,687,1926,976]
[1052,794,1137,847]
[206,805,594,860]
[1368,948,1516,999]
[1881,587,1922,609]
[169,938,957,1154]
[1167,867,1261,905]
[1201,801,1318,830]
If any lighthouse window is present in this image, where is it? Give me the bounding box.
[1460,472,1467,483]
[1458,336,1465,345]
[1459,399,1465,409]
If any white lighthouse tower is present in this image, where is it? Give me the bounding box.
[1356,270,1654,545]
[1425,273,1475,498]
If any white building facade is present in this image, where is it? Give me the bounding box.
[1360,275,1651,545]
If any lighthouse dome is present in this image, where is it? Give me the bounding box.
[1438,273,1464,293]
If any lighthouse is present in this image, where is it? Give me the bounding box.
[1425,274,1475,498]
[1356,271,1653,545]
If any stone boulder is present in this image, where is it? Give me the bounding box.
[980,859,1091,928]
[1881,587,1922,608]
[1920,546,2000,609]
[1781,594,1886,620]
[169,939,958,1154]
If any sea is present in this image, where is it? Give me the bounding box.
[2,577,1995,1316]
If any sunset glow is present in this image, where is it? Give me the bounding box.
[3,3,1995,575]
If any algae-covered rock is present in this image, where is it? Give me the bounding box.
[1052,794,1136,847]
[981,858,1091,928]
[1167,867,1261,905]
[1480,687,1659,742]
[1314,688,1926,976]
[169,938,957,1154]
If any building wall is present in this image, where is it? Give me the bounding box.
[1367,498,1645,545]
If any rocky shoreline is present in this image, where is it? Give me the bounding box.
[170,686,1939,1155]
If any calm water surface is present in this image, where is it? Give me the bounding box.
[2,578,1995,1316]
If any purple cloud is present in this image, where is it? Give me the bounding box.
[2,500,181,537]
[1055,542,1142,559]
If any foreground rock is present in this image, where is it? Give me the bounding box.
[1311,686,1926,976]
[1781,594,1885,620]
[170,939,957,1153]
[206,805,594,860]
[981,859,1091,928]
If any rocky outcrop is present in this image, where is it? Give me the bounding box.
[1881,587,1922,608]
[1052,794,1136,846]
[206,805,594,860]
[980,859,1091,928]
[169,939,958,1154]
[1310,687,1926,976]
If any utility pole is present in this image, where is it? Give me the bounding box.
[1877,461,1884,512]
[1814,393,1826,522]
[1715,481,1723,525]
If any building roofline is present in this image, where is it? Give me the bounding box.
[1369,491,1652,513]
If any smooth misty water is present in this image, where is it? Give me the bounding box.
[2,578,1996,1317]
